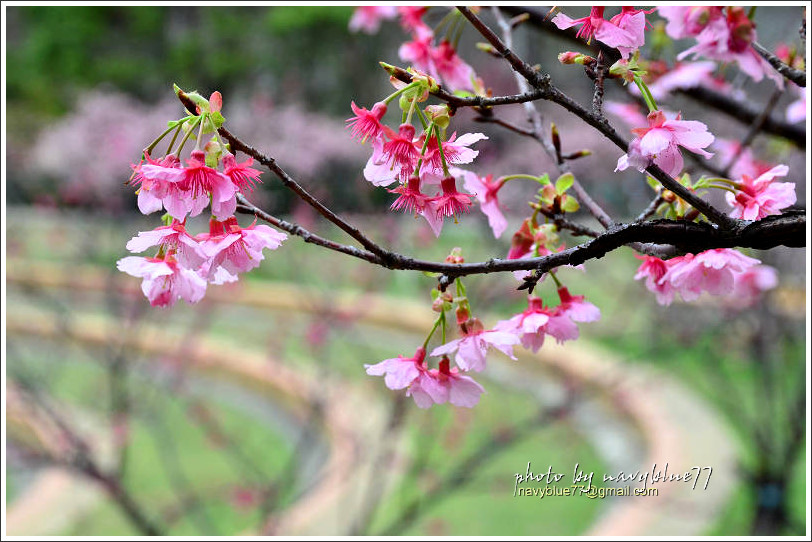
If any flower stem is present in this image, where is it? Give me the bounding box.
[501,174,548,184]
[383,82,419,106]
[435,128,450,177]
[176,116,202,156]
[634,76,658,113]
[145,123,178,156]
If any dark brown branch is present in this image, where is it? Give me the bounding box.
[473,112,537,138]
[751,41,807,87]
[592,51,606,116]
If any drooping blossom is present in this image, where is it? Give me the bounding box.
[727,265,778,308]
[431,40,476,90]
[198,217,287,279]
[365,347,425,390]
[346,101,388,143]
[389,175,431,215]
[605,101,648,129]
[182,150,238,220]
[494,296,553,353]
[132,153,208,219]
[725,165,796,220]
[363,137,401,187]
[125,221,207,269]
[458,169,508,238]
[348,6,398,34]
[430,318,519,372]
[399,31,435,76]
[544,287,601,344]
[658,6,723,39]
[615,110,715,178]
[661,249,762,302]
[407,357,486,408]
[553,6,648,58]
[382,124,421,178]
[117,254,207,307]
[432,175,474,221]
[634,255,676,306]
[222,152,262,193]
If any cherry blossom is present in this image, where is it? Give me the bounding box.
[132,153,207,219]
[125,221,207,269]
[432,175,474,221]
[382,124,421,178]
[222,152,262,193]
[348,6,398,34]
[553,6,647,59]
[117,254,207,307]
[786,85,806,124]
[494,297,553,353]
[616,110,715,178]
[458,170,508,238]
[726,165,796,221]
[346,101,388,143]
[662,249,761,302]
[430,318,518,372]
[544,287,601,344]
[181,150,238,220]
[389,175,431,215]
[198,217,287,279]
[634,255,676,306]
[431,40,476,90]
[727,265,779,308]
[365,347,425,390]
[407,357,486,408]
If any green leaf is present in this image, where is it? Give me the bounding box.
[561,196,580,213]
[555,173,575,194]
[646,176,661,191]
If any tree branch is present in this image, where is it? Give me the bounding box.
[751,41,807,87]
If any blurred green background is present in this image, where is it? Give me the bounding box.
[4,5,807,537]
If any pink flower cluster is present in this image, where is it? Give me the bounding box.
[494,288,601,352]
[658,6,783,87]
[367,287,601,408]
[616,110,715,178]
[118,217,286,307]
[553,7,653,59]
[346,100,488,237]
[634,248,774,306]
[118,92,288,307]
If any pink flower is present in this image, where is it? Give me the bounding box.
[389,175,431,215]
[407,357,486,409]
[458,170,508,238]
[658,6,723,39]
[420,132,488,177]
[222,153,262,193]
[363,137,400,187]
[125,221,207,269]
[382,124,421,178]
[399,32,435,76]
[397,6,430,34]
[132,153,208,218]
[615,110,715,177]
[117,254,207,307]
[662,248,761,302]
[634,255,676,306]
[671,7,783,87]
[726,165,796,220]
[432,175,473,221]
[182,150,238,220]
[430,319,518,372]
[365,347,425,390]
[544,287,601,344]
[431,40,476,90]
[346,101,388,143]
[348,6,398,34]
[553,6,643,58]
[198,217,286,279]
[727,265,778,308]
[494,297,553,353]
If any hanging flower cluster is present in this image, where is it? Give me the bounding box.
[552,6,654,59]
[117,88,287,307]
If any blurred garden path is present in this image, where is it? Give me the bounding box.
[7,258,737,535]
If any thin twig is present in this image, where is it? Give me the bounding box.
[592,51,606,116]
[635,195,665,223]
